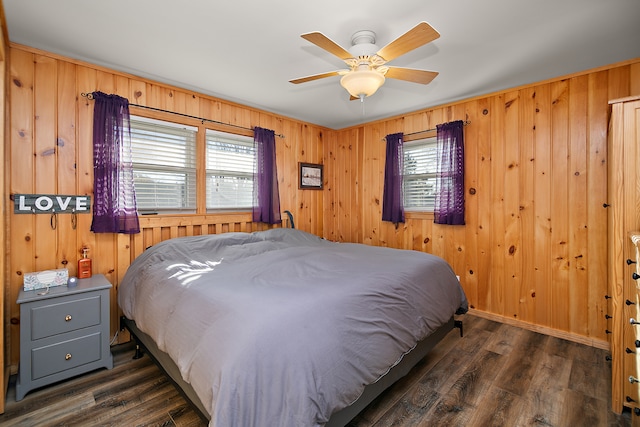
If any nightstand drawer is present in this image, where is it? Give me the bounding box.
[31,332,102,380]
[30,295,102,340]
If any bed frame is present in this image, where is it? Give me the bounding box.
[121,316,459,426]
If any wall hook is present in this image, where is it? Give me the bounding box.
[50,211,57,230]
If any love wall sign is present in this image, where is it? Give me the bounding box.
[13,194,91,214]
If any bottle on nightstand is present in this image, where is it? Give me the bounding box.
[78,247,92,278]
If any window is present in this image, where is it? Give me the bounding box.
[206,130,255,210]
[403,136,437,211]
[129,116,197,213]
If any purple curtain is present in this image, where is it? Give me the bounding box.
[382,132,405,224]
[434,120,465,225]
[90,92,140,234]
[253,127,282,224]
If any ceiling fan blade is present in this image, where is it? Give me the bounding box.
[301,32,353,60]
[376,22,440,62]
[289,70,343,84]
[385,67,439,85]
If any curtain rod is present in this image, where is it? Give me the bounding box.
[381,120,471,141]
[81,92,285,138]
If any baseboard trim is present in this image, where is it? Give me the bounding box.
[468,308,610,351]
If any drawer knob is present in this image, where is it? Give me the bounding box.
[630,376,640,384]
[65,314,72,322]
[631,318,640,325]
[65,353,72,361]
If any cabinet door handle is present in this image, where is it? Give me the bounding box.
[627,299,637,306]
[65,353,72,361]
[65,314,72,322]
[633,272,640,280]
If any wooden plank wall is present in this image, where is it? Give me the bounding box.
[4,41,640,369]
[0,4,8,413]
[325,60,640,348]
[5,44,327,368]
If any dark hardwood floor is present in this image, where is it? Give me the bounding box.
[0,314,632,426]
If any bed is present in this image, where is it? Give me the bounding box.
[118,228,468,426]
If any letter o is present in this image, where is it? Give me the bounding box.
[35,196,53,211]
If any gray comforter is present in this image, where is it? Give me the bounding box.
[118,228,467,426]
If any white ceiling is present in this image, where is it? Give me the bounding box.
[4,0,640,130]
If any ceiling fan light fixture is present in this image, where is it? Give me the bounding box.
[340,69,385,99]
[292,22,440,100]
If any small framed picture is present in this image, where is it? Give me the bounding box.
[299,162,324,190]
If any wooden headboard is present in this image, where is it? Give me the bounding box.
[118,212,292,279]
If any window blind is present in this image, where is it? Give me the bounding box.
[206,130,255,210]
[129,117,197,213]
[403,138,437,210]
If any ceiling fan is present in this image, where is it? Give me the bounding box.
[290,22,440,101]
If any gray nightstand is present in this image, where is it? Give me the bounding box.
[15,274,113,401]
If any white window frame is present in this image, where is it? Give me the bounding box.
[205,129,255,211]
[129,116,197,214]
[403,136,438,212]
